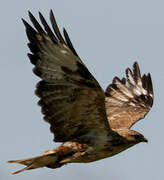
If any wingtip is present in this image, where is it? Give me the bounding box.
[147,73,154,96]
[133,61,139,66]
[133,61,139,71]
[112,76,121,84]
[50,9,53,15]
[125,67,133,77]
[28,10,34,20]
[22,18,28,25]
[28,10,33,16]
[63,27,68,38]
[38,11,42,17]
[133,61,141,82]
[50,9,54,19]
[21,18,26,24]
[147,72,151,78]
[63,27,66,33]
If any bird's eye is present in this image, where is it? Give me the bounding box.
[133,134,141,140]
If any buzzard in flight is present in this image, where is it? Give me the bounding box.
[8,10,154,174]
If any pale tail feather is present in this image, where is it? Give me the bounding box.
[8,154,58,175]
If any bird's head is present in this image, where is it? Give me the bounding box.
[126,130,148,143]
[117,129,148,144]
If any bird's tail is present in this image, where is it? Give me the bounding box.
[8,151,61,175]
[8,142,88,174]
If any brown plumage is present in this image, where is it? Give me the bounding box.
[8,10,154,174]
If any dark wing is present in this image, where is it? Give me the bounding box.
[22,10,112,143]
[105,62,153,129]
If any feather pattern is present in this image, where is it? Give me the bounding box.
[22,11,112,143]
[105,62,153,129]
[8,11,154,175]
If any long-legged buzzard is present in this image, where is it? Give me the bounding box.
[8,10,153,174]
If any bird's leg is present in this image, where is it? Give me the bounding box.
[59,144,93,163]
[43,141,89,164]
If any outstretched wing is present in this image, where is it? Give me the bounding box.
[105,62,153,129]
[22,10,111,143]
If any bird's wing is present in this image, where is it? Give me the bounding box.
[105,62,153,129]
[22,10,112,143]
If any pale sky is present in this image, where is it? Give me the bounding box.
[1,0,164,179]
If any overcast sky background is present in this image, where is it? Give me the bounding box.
[1,0,164,179]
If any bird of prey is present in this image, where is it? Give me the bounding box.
[8,10,154,174]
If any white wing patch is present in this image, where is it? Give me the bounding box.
[105,62,153,109]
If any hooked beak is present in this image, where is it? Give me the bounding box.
[143,137,148,143]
